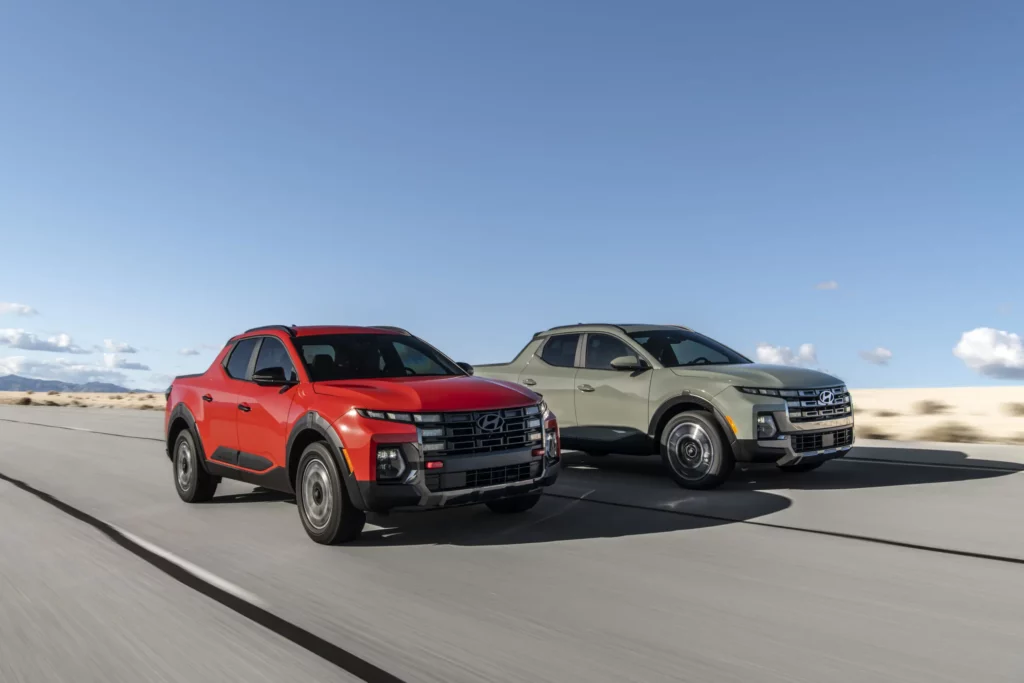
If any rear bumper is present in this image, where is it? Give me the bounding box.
[351,445,561,513]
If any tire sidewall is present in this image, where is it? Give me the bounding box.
[296,442,347,543]
[659,411,732,488]
[173,430,199,499]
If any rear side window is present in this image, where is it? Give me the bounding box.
[539,334,579,368]
[225,338,259,380]
[584,334,634,370]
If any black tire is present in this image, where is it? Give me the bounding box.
[172,429,219,503]
[659,411,734,490]
[777,461,825,473]
[295,442,366,545]
[486,493,542,514]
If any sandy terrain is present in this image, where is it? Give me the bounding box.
[2,386,1024,444]
[0,391,166,411]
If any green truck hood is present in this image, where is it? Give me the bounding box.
[670,363,844,389]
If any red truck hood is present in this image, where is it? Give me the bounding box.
[311,376,540,413]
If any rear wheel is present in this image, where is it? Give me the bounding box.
[296,442,365,544]
[486,493,542,514]
[777,461,825,473]
[173,429,219,503]
[660,411,734,490]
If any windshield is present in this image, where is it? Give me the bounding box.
[295,334,461,381]
[628,329,751,367]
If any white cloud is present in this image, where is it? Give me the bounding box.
[0,356,128,385]
[756,343,818,367]
[0,302,38,316]
[178,348,201,356]
[103,353,151,371]
[100,339,138,354]
[150,373,174,387]
[0,329,90,354]
[815,281,839,291]
[953,327,1024,380]
[859,347,893,365]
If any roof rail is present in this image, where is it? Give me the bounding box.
[543,323,628,334]
[372,326,411,335]
[243,324,297,337]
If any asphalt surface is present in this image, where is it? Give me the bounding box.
[2,406,1024,682]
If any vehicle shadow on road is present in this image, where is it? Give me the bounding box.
[353,487,791,548]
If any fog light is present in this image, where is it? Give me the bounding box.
[756,414,778,439]
[376,446,406,480]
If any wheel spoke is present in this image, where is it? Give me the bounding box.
[301,460,334,531]
[666,422,714,481]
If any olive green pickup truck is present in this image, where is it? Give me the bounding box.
[475,324,854,489]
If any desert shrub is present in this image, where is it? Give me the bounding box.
[42,400,60,407]
[16,397,32,406]
[918,421,980,443]
[146,394,156,400]
[914,400,950,416]
[47,390,59,396]
[138,404,156,410]
[111,395,124,400]
[875,409,901,418]
[25,390,34,395]
[1002,402,1024,417]
[856,424,893,440]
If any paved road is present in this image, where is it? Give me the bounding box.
[2,406,1024,682]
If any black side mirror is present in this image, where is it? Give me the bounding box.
[252,367,292,386]
[457,362,475,376]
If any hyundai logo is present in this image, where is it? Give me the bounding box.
[477,413,505,433]
[818,390,835,406]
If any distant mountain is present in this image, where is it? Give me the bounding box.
[0,374,140,394]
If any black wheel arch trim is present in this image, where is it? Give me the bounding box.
[649,393,737,445]
[166,402,206,462]
[286,411,368,510]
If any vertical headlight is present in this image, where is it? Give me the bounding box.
[376,446,406,480]
[756,414,778,439]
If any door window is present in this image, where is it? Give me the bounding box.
[539,334,580,368]
[584,334,635,370]
[253,337,298,382]
[225,338,259,380]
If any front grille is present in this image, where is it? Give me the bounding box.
[785,385,853,423]
[792,427,854,453]
[421,406,544,457]
[425,461,539,492]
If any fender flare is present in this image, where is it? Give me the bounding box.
[285,411,368,510]
[166,402,205,461]
[648,393,736,445]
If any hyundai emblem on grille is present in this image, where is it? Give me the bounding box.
[818,390,835,406]
[476,413,505,432]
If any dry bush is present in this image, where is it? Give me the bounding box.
[47,390,59,396]
[25,390,34,395]
[914,400,950,416]
[146,394,156,400]
[16,397,32,406]
[875,409,901,418]
[918,421,981,443]
[42,400,61,407]
[1003,402,1024,417]
[856,424,893,440]
[111,395,124,400]
[138,404,156,410]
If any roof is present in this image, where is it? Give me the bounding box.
[535,323,691,338]
[236,325,409,339]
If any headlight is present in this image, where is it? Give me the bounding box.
[738,387,780,396]
[376,446,407,480]
[756,414,778,439]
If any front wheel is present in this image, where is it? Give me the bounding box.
[296,442,366,545]
[486,493,542,514]
[777,461,825,473]
[660,411,734,490]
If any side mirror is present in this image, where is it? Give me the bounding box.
[457,362,475,376]
[609,355,644,371]
[252,367,292,386]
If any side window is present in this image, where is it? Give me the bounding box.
[539,334,580,368]
[584,334,634,370]
[225,338,259,380]
[253,337,298,382]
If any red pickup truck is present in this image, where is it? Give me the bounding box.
[164,325,561,544]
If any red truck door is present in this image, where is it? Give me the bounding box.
[234,336,299,472]
[204,337,260,458]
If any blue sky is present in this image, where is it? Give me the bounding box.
[1,0,1022,389]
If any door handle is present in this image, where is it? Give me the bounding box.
[522,378,537,386]
[202,394,213,403]
[577,384,595,392]
[237,403,251,412]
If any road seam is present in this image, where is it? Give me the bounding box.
[0,469,408,683]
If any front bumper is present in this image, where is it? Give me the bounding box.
[352,445,561,513]
[732,414,856,466]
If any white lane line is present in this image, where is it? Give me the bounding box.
[110,525,268,607]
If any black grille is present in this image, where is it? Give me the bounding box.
[421,406,544,457]
[785,385,853,423]
[425,462,539,492]
[791,427,854,453]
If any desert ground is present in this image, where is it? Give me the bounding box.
[2,386,1023,444]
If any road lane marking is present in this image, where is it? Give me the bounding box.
[110,525,267,607]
